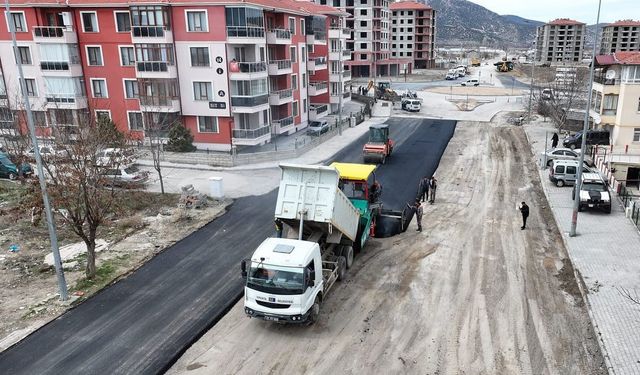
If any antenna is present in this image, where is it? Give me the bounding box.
[605,70,616,80]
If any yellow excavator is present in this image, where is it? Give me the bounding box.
[373,81,399,101]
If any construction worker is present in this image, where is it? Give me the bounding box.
[406,199,423,232]
[370,180,382,203]
[418,176,429,202]
[519,202,529,230]
[274,218,283,238]
[428,176,438,204]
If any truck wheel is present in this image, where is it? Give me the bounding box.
[8,172,17,180]
[569,144,576,150]
[307,297,320,325]
[605,205,611,214]
[547,159,553,167]
[556,180,564,187]
[337,256,347,281]
[342,246,354,269]
[578,205,583,212]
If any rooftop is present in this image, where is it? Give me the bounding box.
[548,18,586,26]
[390,1,432,10]
[595,51,640,66]
[607,19,640,27]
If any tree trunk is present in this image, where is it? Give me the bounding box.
[158,168,164,195]
[85,239,97,278]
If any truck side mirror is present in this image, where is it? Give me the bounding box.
[241,259,248,278]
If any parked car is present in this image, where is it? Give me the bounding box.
[25,145,68,160]
[99,164,148,188]
[96,148,135,166]
[445,72,457,80]
[541,147,593,167]
[548,159,595,187]
[461,79,479,87]
[402,99,422,112]
[541,88,553,100]
[307,120,329,136]
[572,172,611,213]
[0,152,33,180]
[563,130,610,149]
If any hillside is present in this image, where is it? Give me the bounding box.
[425,0,543,47]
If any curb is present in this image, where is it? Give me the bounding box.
[522,125,616,375]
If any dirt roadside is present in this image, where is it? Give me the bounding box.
[169,120,606,375]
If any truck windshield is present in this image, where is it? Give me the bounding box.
[247,263,304,295]
[583,182,606,192]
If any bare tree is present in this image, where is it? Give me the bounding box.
[143,111,182,195]
[534,66,590,132]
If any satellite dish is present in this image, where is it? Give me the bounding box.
[605,70,616,80]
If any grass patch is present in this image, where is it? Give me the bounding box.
[71,254,132,295]
[118,191,178,215]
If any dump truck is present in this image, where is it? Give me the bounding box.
[241,163,378,324]
[363,124,394,164]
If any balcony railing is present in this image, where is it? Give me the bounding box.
[329,27,351,36]
[139,96,176,107]
[310,81,328,91]
[45,94,86,104]
[137,61,170,72]
[233,124,271,139]
[343,70,351,79]
[231,94,269,107]
[313,57,327,65]
[227,26,265,38]
[271,88,293,99]
[232,61,267,73]
[132,26,168,37]
[594,75,618,85]
[268,28,292,39]
[40,61,70,71]
[33,26,73,38]
[268,59,292,70]
[310,104,328,114]
[272,116,294,128]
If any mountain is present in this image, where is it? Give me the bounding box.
[424,0,543,47]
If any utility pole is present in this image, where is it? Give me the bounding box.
[528,41,535,121]
[570,0,602,237]
[337,18,344,136]
[4,0,68,300]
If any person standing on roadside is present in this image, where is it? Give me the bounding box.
[418,175,429,202]
[519,202,529,230]
[551,133,559,148]
[428,176,438,204]
[274,218,283,238]
[406,199,423,232]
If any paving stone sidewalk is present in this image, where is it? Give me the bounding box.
[525,123,640,375]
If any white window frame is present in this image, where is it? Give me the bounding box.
[80,11,99,33]
[119,45,135,66]
[197,116,219,133]
[192,81,213,101]
[22,78,37,97]
[292,74,298,90]
[123,79,138,99]
[113,11,131,33]
[634,128,640,142]
[288,17,296,34]
[301,46,306,63]
[6,11,27,32]
[189,46,210,67]
[90,78,109,98]
[293,100,299,117]
[303,98,307,113]
[127,111,144,131]
[290,46,297,63]
[185,10,208,32]
[95,110,112,120]
[85,45,104,66]
[302,73,306,88]
[301,19,305,35]
[15,45,32,65]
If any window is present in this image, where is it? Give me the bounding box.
[15,46,31,64]
[198,116,218,133]
[290,46,297,62]
[32,111,47,127]
[186,11,207,32]
[634,128,640,142]
[361,32,367,38]
[637,97,640,112]
[96,110,111,121]
[302,73,306,88]
[293,101,299,117]
[360,43,367,49]
[49,109,74,125]
[128,112,144,130]
[301,19,305,35]
[193,81,212,101]
[120,46,135,66]
[21,78,37,97]
[124,79,139,99]
[566,166,577,174]
[115,11,131,32]
[292,75,298,90]
[360,9,367,16]
[289,17,296,34]
[81,12,99,32]
[9,12,26,32]
[360,21,367,27]
[86,46,103,66]
[190,47,209,67]
[91,79,108,98]
[301,46,306,62]
[303,98,307,113]
[603,94,619,115]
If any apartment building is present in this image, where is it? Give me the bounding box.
[0,0,350,151]
[389,1,435,69]
[600,20,640,55]
[535,18,586,64]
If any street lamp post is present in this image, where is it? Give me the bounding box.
[528,42,535,121]
[570,0,602,237]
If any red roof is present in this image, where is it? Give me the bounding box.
[595,51,640,66]
[607,19,640,27]
[390,1,432,10]
[549,18,586,26]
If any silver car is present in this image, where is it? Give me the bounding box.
[99,165,148,188]
[541,147,593,167]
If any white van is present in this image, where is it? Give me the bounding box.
[548,159,594,187]
[461,79,479,86]
[402,99,421,112]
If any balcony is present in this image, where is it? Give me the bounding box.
[32,26,77,43]
[136,61,177,79]
[230,61,268,80]
[139,97,181,112]
[268,59,293,75]
[309,104,329,121]
[329,49,352,61]
[131,26,173,43]
[329,91,351,104]
[227,26,265,42]
[232,124,271,146]
[230,94,269,113]
[269,88,293,106]
[306,33,327,45]
[307,57,328,71]
[267,28,292,44]
[594,75,618,86]
[45,94,88,110]
[329,69,351,82]
[272,116,294,134]
[308,81,328,96]
[328,27,351,39]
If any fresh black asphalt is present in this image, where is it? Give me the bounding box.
[0,117,456,375]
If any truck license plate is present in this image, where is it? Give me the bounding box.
[588,204,594,207]
[265,316,279,321]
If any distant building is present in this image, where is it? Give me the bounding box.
[389,1,436,69]
[535,18,586,64]
[600,20,640,54]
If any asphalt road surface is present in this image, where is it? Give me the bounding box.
[0,118,456,374]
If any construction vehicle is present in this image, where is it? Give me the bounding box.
[362,123,394,164]
[241,163,379,324]
[494,61,514,72]
[471,57,481,67]
[374,81,399,101]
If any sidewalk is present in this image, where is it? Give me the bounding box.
[525,122,640,375]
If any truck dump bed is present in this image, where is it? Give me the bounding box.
[275,163,360,243]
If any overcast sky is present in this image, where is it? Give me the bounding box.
[469,0,635,24]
